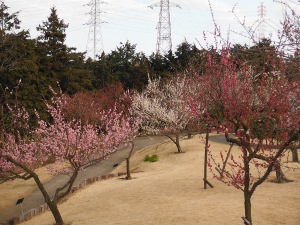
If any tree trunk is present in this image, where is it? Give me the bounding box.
[272,161,290,183]
[6,156,65,225]
[32,174,64,225]
[46,201,64,225]
[204,128,209,189]
[244,157,252,225]
[187,131,192,139]
[125,158,132,180]
[244,192,252,225]
[125,141,134,180]
[175,133,182,153]
[275,166,289,183]
[291,145,299,162]
[166,133,182,153]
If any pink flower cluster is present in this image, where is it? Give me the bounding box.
[1,92,139,177]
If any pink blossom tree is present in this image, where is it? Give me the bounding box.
[190,49,300,224]
[131,75,198,153]
[0,91,139,225]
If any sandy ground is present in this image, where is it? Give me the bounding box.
[2,134,300,225]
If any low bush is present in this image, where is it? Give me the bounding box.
[144,154,159,163]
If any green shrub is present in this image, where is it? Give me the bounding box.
[144,154,159,163]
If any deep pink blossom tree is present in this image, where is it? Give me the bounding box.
[0,91,139,225]
[62,82,132,125]
[190,49,300,224]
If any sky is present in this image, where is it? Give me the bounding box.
[6,0,297,58]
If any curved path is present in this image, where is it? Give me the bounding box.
[0,136,167,224]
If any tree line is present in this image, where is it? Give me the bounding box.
[0,3,201,122]
[2,2,295,126]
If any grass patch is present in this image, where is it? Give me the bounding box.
[144,154,159,163]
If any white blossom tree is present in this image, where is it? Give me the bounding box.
[131,75,198,153]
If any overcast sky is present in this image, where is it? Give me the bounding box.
[7,0,295,57]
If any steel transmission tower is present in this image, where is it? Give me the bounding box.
[86,0,106,60]
[258,2,266,41]
[149,0,181,56]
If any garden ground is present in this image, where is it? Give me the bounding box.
[1,134,300,225]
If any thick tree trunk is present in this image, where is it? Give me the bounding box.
[275,166,289,183]
[273,162,290,183]
[32,174,64,225]
[244,193,252,225]
[46,201,64,225]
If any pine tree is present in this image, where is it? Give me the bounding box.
[36,7,93,95]
[36,7,69,93]
[0,1,20,33]
[105,41,148,91]
[0,1,40,127]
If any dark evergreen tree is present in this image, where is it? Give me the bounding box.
[62,50,93,95]
[36,7,92,95]
[105,41,149,91]
[0,1,22,84]
[231,39,281,79]
[36,7,69,93]
[91,52,117,89]
[174,41,201,71]
[0,2,41,127]
[0,1,20,32]
[148,53,173,80]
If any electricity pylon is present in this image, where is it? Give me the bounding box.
[149,0,181,56]
[258,1,266,41]
[86,0,107,60]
